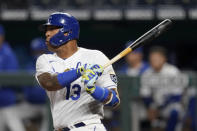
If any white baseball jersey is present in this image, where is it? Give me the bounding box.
[35,47,117,129]
[140,63,188,106]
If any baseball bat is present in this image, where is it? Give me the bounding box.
[103,19,172,69]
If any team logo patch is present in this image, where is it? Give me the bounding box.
[110,74,117,84]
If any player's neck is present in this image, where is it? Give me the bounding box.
[56,40,78,59]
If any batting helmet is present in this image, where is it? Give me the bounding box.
[42,12,79,47]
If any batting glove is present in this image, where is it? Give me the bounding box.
[82,69,98,94]
[77,64,103,77]
[90,64,104,76]
[77,65,86,76]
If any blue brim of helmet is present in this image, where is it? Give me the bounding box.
[39,23,61,31]
[39,23,52,31]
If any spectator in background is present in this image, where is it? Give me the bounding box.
[113,45,149,131]
[26,37,48,69]
[118,46,149,76]
[182,87,196,131]
[14,37,48,131]
[114,44,149,131]
[140,46,187,131]
[0,25,24,131]
[24,38,47,108]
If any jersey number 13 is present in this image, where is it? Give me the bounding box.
[66,84,81,100]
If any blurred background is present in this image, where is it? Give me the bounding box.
[0,0,197,131]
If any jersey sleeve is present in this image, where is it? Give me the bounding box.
[35,54,54,77]
[95,51,117,89]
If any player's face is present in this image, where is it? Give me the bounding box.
[149,52,166,72]
[45,26,60,52]
[126,52,142,66]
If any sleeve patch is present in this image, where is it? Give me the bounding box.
[110,74,117,84]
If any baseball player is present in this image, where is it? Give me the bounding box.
[140,46,186,131]
[0,38,49,131]
[118,47,149,76]
[19,38,48,131]
[35,12,120,131]
[0,24,23,131]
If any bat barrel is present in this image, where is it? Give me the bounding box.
[129,19,172,50]
[103,19,172,69]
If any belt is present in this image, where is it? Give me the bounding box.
[58,122,86,131]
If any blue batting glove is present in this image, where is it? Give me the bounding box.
[82,69,98,94]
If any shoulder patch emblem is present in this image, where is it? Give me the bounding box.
[110,74,117,84]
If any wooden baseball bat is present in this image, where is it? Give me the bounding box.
[103,19,172,69]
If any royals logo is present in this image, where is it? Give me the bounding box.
[110,74,117,84]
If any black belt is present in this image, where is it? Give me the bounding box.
[62,122,86,131]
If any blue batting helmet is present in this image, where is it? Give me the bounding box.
[42,12,80,47]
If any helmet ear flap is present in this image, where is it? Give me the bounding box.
[50,30,67,46]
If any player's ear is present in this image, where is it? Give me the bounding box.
[64,31,72,36]
[64,32,69,36]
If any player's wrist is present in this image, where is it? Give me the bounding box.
[86,86,96,94]
[88,86,110,102]
[105,89,120,107]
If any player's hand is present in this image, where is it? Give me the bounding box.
[82,69,98,94]
[77,65,86,75]
[90,64,104,76]
[77,64,103,77]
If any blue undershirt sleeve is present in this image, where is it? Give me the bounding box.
[105,89,119,107]
[90,86,119,107]
[57,69,81,87]
[91,86,109,102]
